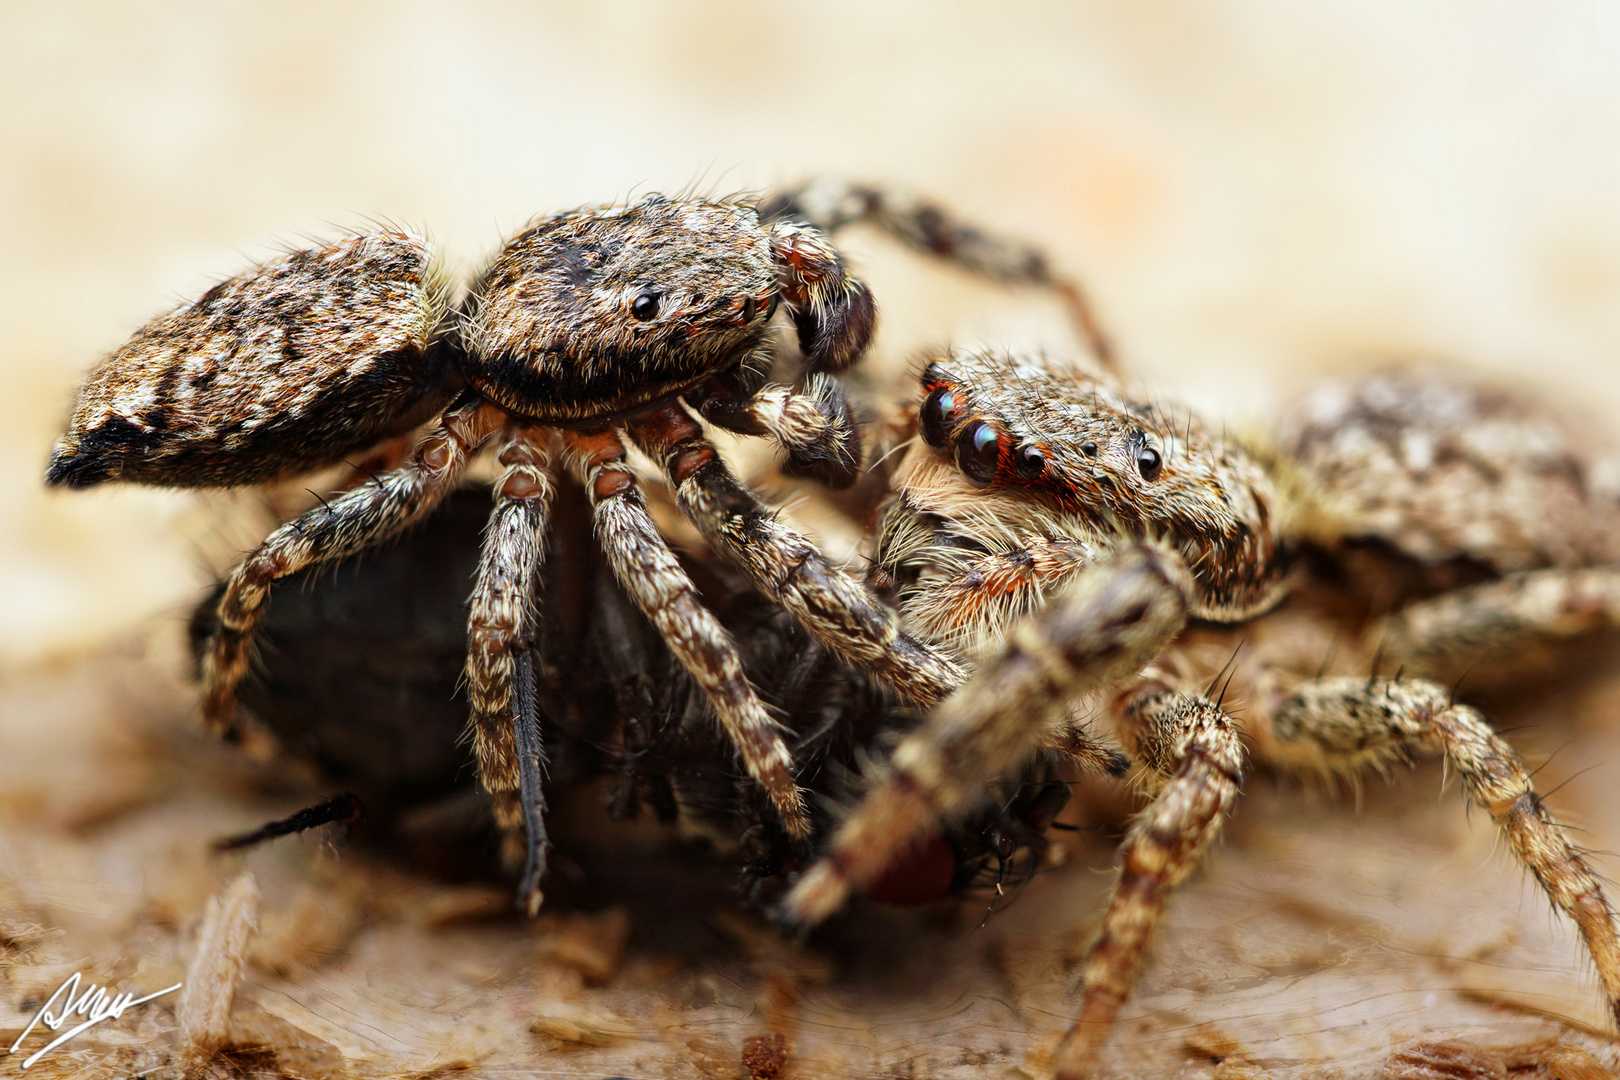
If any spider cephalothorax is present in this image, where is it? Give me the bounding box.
[875,351,1288,658]
[46,192,958,915]
[459,197,872,427]
[785,347,1620,1079]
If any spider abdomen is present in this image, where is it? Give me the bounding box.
[46,231,459,489]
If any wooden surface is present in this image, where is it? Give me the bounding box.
[2,636,1619,1078]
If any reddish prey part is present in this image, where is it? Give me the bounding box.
[862,826,956,906]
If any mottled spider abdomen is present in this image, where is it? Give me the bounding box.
[47,232,458,488]
[1279,368,1620,578]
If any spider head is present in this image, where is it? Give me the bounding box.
[458,195,873,425]
[902,351,1288,622]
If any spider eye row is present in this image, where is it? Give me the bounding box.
[920,384,1048,489]
[920,382,1165,488]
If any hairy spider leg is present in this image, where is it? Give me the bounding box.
[465,425,555,914]
[873,489,1103,660]
[761,177,1117,373]
[200,397,505,736]
[1053,684,1243,1080]
[564,426,810,840]
[1244,675,1620,1030]
[1380,567,1620,681]
[511,649,546,912]
[693,371,863,488]
[627,403,969,709]
[780,543,1192,926]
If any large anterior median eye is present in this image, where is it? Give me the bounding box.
[920,386,959,451]
[956,420,1001,487]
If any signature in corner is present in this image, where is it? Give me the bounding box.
[7,972,182,1070]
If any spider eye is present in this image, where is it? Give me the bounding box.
[1015,444,1046,480]
[741,295,757,321]
[1080,441,1098,458]
[956,421,1001,487]
[631,292,661,321]
[1136,445,1162,481]
[920,386,959,451]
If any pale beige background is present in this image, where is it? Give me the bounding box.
[8,1,1620,666]
[3,3,1620,1078]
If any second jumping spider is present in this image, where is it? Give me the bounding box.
[778,347,1620,1076]
[46,192,975,913]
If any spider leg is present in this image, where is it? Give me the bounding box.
[1053,683,1243,1080]
[780,543,1193,926]
[694,371,862,488]
[200,397,504,736]
[326,433,417,494]
[761,177,1117,373]
[1379,566,1620,682]
[563,426,811,840]
[626,404,968,708]
[465,425,554,915]
[1252,675,1620,1028]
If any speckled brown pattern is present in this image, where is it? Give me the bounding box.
[1279,368,1620,575]
[782,349,1620,1080]
[47,231,459,488]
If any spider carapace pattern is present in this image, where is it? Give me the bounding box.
[778,348,1620,1078]
[45,193,971,915]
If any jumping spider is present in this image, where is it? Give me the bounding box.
[778,348,1620,1078]
[51,179,1112,914]
[46,192,978,914]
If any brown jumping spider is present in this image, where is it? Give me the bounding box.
[48,181,1620,1077]
[45,193,979,914]
[778,348,1620,1078]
